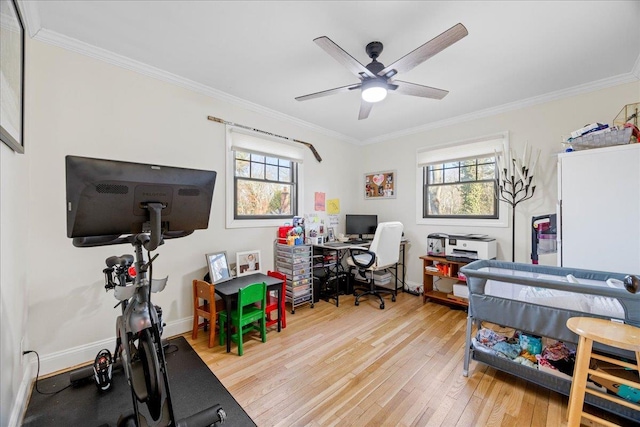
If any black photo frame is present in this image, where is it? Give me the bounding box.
[0,0,25,153]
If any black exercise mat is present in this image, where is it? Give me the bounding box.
[22,336,255,427]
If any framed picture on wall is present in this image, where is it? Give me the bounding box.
[364,170,396,199]
[236,250,262,277]
[0,0,26,153]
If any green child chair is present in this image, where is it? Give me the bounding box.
[218,282,267,356]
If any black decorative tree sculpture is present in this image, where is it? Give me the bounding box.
[496,143,539,262]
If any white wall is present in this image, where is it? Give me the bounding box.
[23,39,358,375]
[357,81,640,287]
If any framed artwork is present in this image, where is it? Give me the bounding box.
[0,0,25,153]
[327,227,335,242]
[236,250,261,277]
[364,170,396,199]
[205,251,232,284]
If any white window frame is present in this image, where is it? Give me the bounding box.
[415,131,510,228]
[225,126,305,229]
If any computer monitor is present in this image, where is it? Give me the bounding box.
[66,155,217,247]
[345,214,378,240]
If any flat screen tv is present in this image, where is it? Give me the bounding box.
[66,155,216,247]
[345,214,378,239]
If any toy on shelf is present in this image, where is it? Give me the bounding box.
[286,226,304,245]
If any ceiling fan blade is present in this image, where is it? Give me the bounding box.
[378,23,468,77]
[358,100,373,120]
[295,83,361,101]
[314,36,376,79]
[393,80,449,99]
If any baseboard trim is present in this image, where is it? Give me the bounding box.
[36,317,192,376]
[8,358,35,427]
[11,318,191,426]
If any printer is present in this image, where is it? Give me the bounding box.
[427,233,447,256]
[445,234,496,261]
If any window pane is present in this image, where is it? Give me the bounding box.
[279,159,291,167]
[461,159,475,166]
[236,152,250,161]
[236,159,250,177]
[426,182,496,216]
[478,164,496,180]
[236,179,293,216]
[265,164,278,181]
[444,161,459,169]
[251,162,265,179]
[266,156,278,165]
[460,165,476,182]
[428,166,442,184]
[251,154,265,163]
[444,168,458,183]
[279,166,291,183]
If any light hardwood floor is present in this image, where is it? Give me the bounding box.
[185,292,632,427]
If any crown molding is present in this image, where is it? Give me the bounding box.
[633,52,640,79]
[362,71,639,145]
[32,29,360,146]
[29,28,640,148]
[16,0,41,38]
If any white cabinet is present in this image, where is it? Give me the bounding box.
[558,144,640,274]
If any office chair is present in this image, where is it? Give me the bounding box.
[219,282,267,356]
[192,279,225,348]
[346,221,404,309]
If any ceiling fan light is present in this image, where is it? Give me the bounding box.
[361,80,387,103]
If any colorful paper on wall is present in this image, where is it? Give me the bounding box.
[314,192,326,211]
[327,199,340,214]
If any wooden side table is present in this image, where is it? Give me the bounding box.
[419,255,469,308]
[566,317,640,426]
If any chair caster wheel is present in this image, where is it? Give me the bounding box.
[380,304,385,310]
[311,304,315,308]
[355,301,359,306]
[392,296,396,302]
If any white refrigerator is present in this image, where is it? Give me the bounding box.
[557,143,640,274]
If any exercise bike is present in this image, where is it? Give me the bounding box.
[98,204,226,427]
[66,155,224,426]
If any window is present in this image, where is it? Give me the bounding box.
[416,132,509,227]
[424,156,498,218]
[234,151,297,219]
[226,127,305,228]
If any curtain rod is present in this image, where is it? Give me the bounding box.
[207,116,322,163]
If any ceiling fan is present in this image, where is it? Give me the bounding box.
[295,23,468,120]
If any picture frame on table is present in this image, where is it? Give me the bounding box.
[364,170,396,199]
[204,251,232,284]
[327,227,335,242]
[0,0,26,153]
[236,250,261,277]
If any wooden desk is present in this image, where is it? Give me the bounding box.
[214,273,284,353]
[420,255,469,308]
